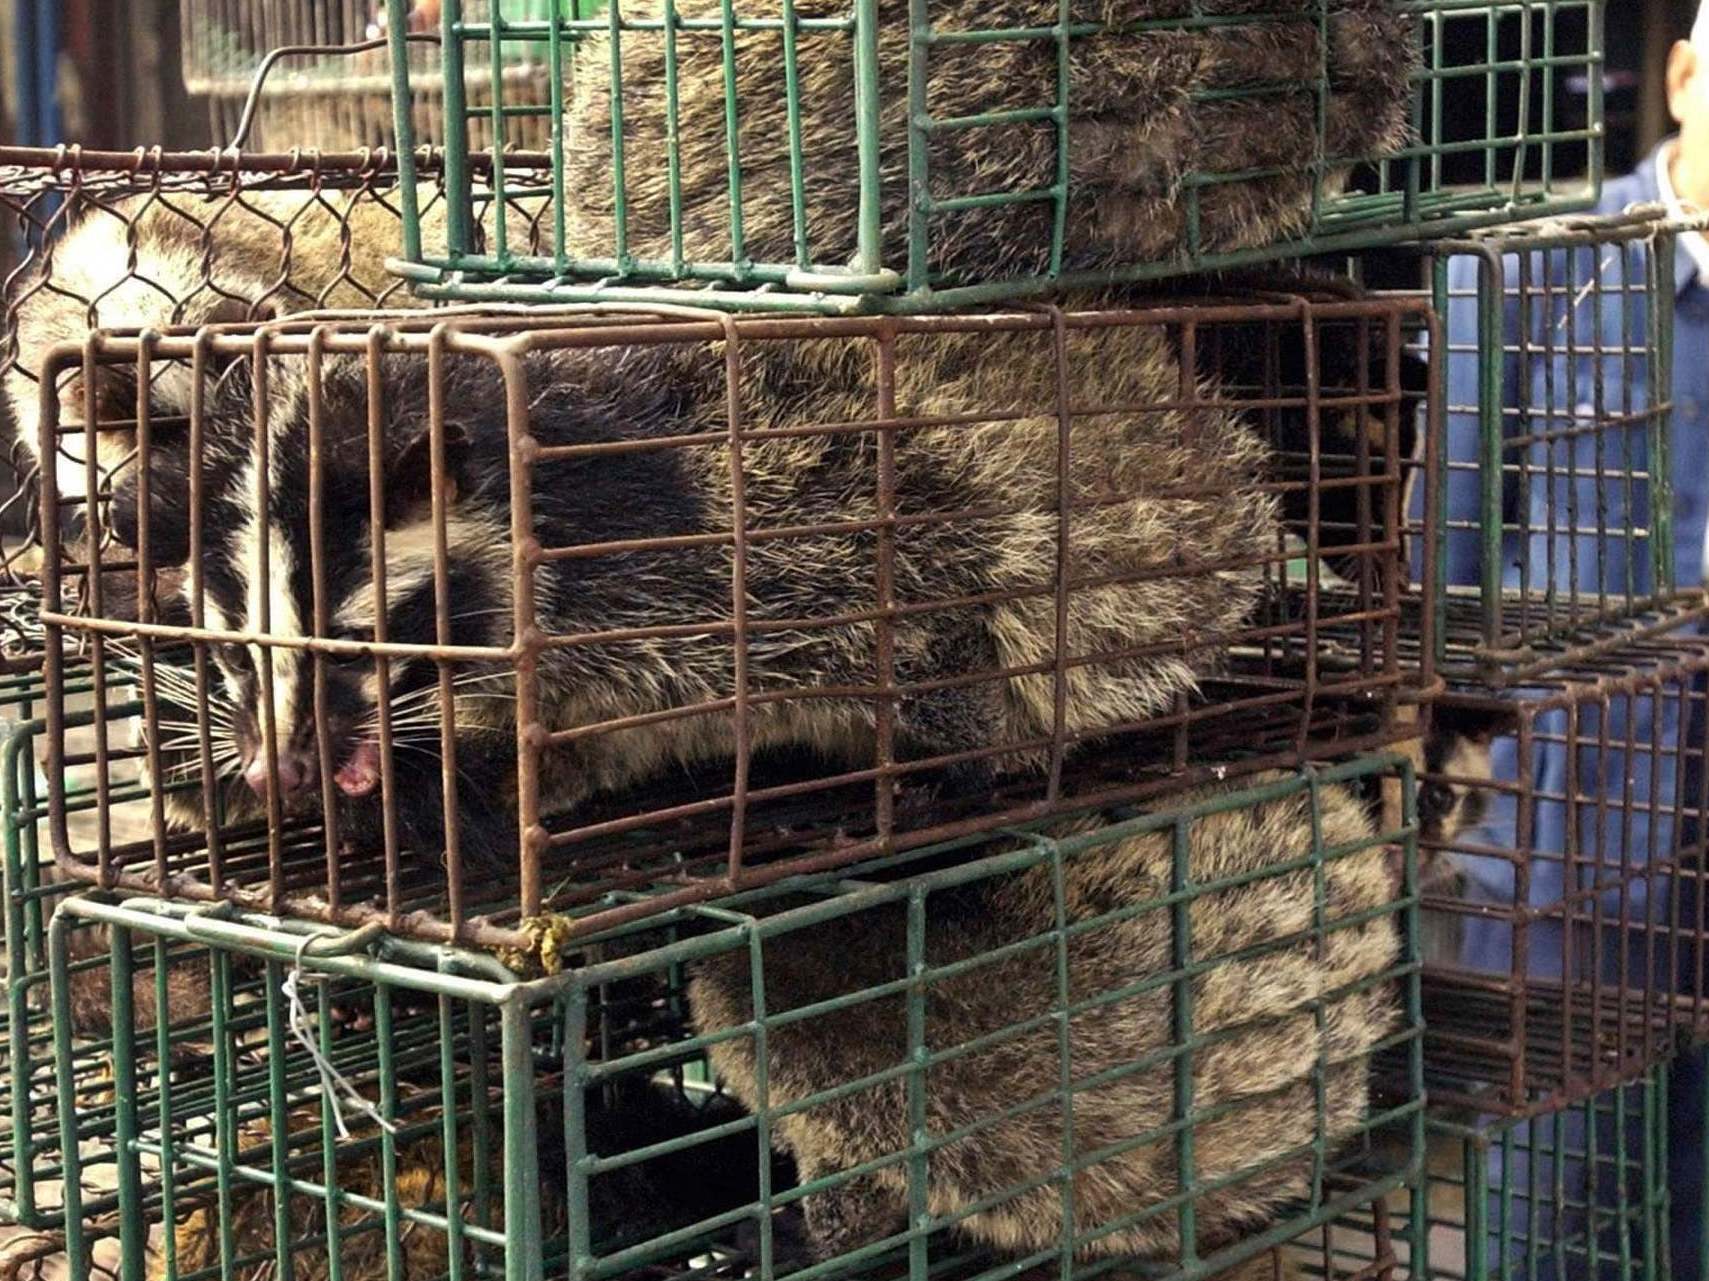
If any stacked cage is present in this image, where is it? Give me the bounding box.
[1393,185,1709,1279]
[19,2,1709,1280]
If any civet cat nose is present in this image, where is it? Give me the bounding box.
[244,748,315,799]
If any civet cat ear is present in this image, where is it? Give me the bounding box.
[108,431,193,565]
[1431,702,1515,746]
[383,419,472,531]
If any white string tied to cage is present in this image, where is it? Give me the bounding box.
[282,932,399,1139]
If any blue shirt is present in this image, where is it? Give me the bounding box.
[1442,149,1702,980]
[1436,144,1709,1277]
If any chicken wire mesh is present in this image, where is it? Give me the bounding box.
[31,295,1433,948]
[0,145,559,679]
[48,757,1425,1281]
[1421,208,1706,681]
[1410,633,1709,1119]
[386,0,1603,312]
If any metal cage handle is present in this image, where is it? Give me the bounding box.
[227,32,443,152]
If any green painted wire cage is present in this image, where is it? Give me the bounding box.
[1404,1064,1688,1281]
[1421,207,1704,680]
[386,0,1604,313]
[51,759,1425,1281]
[0,661,70,1230]
[0,658,247,1233]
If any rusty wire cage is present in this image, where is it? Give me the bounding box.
[1411,633,1709,1120]
[48,758,1425,1281]
[178,1,584,152]
[34,294,1434,948]
[0,144,557,680]
[1419,208,1706,682]
[385,0,1604,312]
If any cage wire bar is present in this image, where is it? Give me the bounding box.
[1400,1065,1683,1281]
[47,757,1426,1281]
[179,1,607,152]
[0,654,256,1232]
[35,295,1432,950]
[0,142,550,1223]
[1421,207,1703,680]
[386,0,1604,313]
[0,145,562,686]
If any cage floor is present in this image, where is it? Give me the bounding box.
[63,669,1407,947]
[1378,974,1693,1120]
[1308,588,1709,687]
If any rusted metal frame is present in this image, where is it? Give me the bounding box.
[0,144,444,180]
[1517,241,1540,636]
[1169,316,1201,778]
[872,322,900,839]
[33,292,1433,368]
[308,328,343,912]
[1486,408,1667,463]
[1426,205,1682,259]
[363,326,406,924]
[603,379,1415,454]
[1509,706,1537,1104]
[1354,316,1375,671]
[1420,976,1685,1118]
[428,325,468,939]
[531,472,1398,565]
[1585,237,1609,621]
[514,721,1416,935]
[37,298,1428,943]
[1299,298,1323,757]
[1580,687,1609,1091]
[1695,667,1709,1018]
[531,546,1406,658]
[250,329,287,905]
[1638,670,1670,1058]
[539,704,1411,854]
[473,335,544,924]
[188,330,228,886]
[1456,597,1709,686]
[1419,651,1709,1104]
[77,335,117,875]
[696,313,756,887]
[38,343,77,889]
[1663,674,1696,1025]
[53,714,1416,954]
[130,333,170,888]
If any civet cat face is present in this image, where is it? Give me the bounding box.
[121,354,513,811]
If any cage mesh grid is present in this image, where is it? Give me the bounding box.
[0,145,561,678]
[178,1,604,153]
[386,0,1603,313]
[1399,1066,1679,1281]
[1421,208,1706,680]
[1410,631,1709,1119]
[47,757,1425,1281]
[0,655,322,1234]
[34,295,1431,949]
